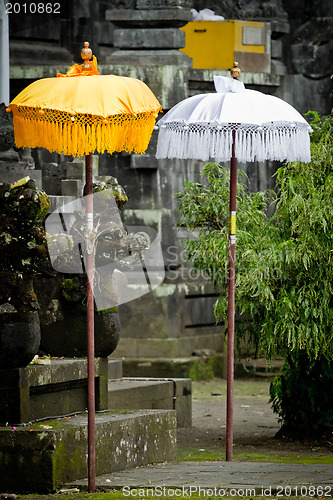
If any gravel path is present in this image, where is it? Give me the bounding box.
[177,378,333,458]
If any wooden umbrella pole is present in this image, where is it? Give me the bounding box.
[85,153,96,493]
[226,129,237,462]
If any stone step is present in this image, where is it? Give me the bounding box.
[108,359,123,379]
[108,377,192,428]
[0,409,176,493]
[0,358,109,425]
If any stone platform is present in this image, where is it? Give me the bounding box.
[0,358,192,427]
[0,358,109,425]
[0,358,191,493]
[0,409,176,493]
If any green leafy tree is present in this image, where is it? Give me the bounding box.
[177,112,333,434]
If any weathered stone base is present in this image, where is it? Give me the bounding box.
[0,409,177,493]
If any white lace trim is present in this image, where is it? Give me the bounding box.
[156,122,311,163]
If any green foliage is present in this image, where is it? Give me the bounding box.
[177,114,333,362]
[176,162,280,354]
[177,113,333,432]
[270,353,333,432]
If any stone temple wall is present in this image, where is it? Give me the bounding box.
[2,0,333,372]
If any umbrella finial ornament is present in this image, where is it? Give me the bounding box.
[81,41,93,70]
[230,62,241,80]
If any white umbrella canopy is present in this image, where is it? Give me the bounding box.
[155,65,312,462]
[156,75,311,163]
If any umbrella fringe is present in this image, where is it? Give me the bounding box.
[156,127,233,161]
[12,112,157,157]
[235,128,311,163]
[156,126,311,163]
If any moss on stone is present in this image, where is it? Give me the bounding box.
[92,177,128,210]
[60,277,88,306]
[188,357,220,381]
[98,306,118,315]
[0,178,50,313]
[61,278,80,302]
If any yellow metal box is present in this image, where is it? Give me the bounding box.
[180,20,271,73]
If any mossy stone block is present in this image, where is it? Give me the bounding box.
[0,409,177,493]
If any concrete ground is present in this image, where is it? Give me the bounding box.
[70,378,333,494]
[70,461,333,494]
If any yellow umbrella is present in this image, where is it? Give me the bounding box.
[9,43,161,157]
[7,42,162,493]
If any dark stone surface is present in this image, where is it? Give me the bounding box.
[9,41,73,67]
[0,149,20,162]
[136,0,192,8]
[0,311,40,369]
[41,161,68,195]
[96,0,192,11]
[290,17,333,74]
[114,27,185,48]
[33,265,121,358]
[106,0,136,8]
[0,103,14,152]
[106,8,192,27]
[0,358,109,424]
[109,48,192,65]
[8,9,61,41]
[39,306,121,358]
[282,0,333,31]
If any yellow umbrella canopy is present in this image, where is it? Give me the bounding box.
[8,43,162,157]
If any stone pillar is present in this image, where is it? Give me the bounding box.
[0,0,9,105]
[105,0,193,66]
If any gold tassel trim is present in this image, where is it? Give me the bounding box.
[11,106,158,157]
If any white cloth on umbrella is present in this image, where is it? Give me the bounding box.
[156,76,312,163]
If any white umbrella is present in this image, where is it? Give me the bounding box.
[157,73,311,164]
[155,64,312,461]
